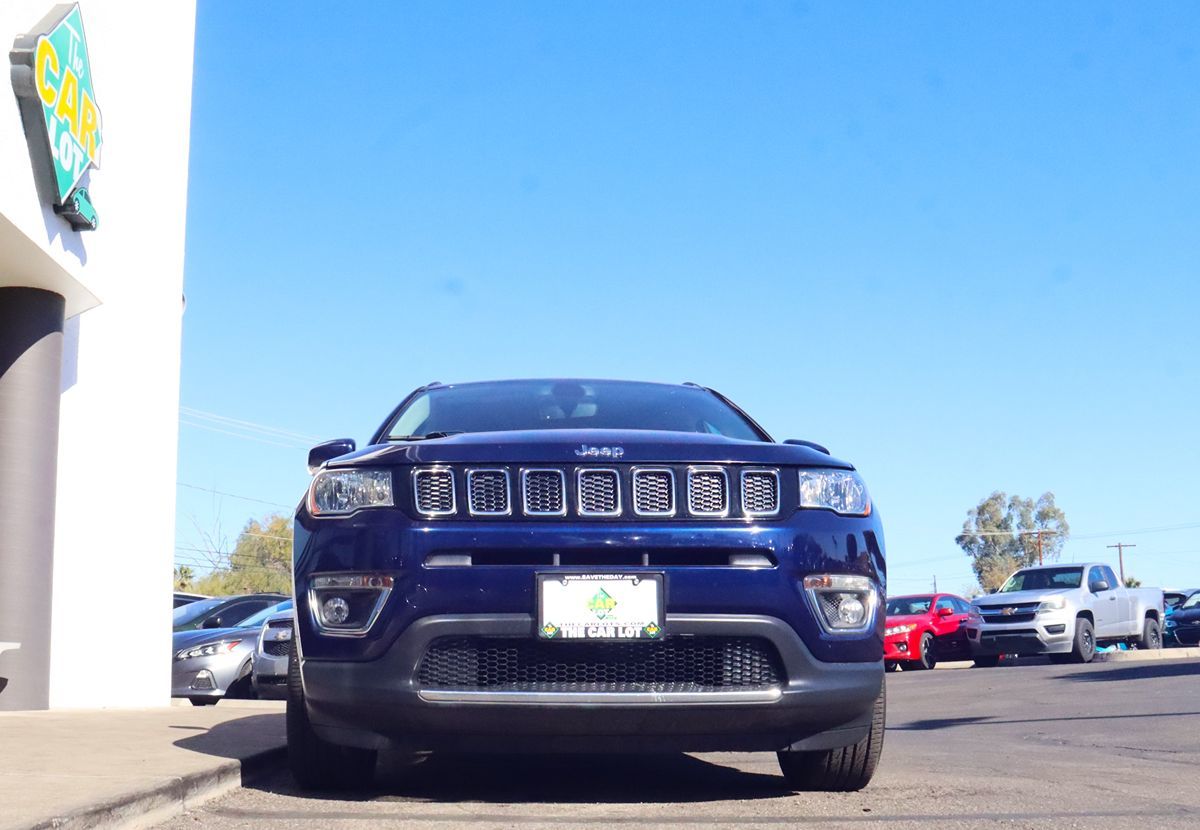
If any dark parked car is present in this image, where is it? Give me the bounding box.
[173,591,209,608]
[1165,591,1200,645]
[172,593,288,632]
[288,379,886,792]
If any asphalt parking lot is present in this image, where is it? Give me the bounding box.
[160,659,1200,829]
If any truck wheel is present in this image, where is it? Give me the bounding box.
[1138,617,1162,650]
[287,640,377,790]
[914,633,937,670]
[972,655,1000,668]
[1069,617,1096,663]
[777,680,885,792]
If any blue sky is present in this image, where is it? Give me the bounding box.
[177,2,1200,594]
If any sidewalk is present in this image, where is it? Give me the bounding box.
[0,700,285,830]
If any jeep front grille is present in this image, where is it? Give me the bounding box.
[687,467,729,516]
[467,469,510,516]
[522,469,566,515]
[417,636,784,692]
[632,468,675,516]
[577,469,620,516]
[413,468,455,516]
[741,470,780,516]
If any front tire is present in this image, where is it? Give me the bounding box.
[914,632,937,670]
[1138,617,1162,651]
[287,640,377,790]
[1069,617,1096,663]
[777,680,885,792]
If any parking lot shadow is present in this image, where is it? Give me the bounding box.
[171,712,286,760]
[254,751,793,804]
[1060,661,1200,683]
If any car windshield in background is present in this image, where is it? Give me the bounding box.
[384,380,765,442]
[171,598,225,626]
[998,567,1083,593]
[1183,594,1200,610]
[886,597,933,615]
[237,600,293,629]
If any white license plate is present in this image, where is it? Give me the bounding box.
[537,573,664,641]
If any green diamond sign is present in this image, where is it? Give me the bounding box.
[10,4,103,230]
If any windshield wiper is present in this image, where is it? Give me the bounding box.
[388,431,465,442]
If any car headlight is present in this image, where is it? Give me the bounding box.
[1038,596,1067,612]
[175,640,242,661]
[308,468,393,516]
[885,623,916,637]
[798,470,871,516]
[803,574,879,633]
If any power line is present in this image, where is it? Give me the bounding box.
[176,482,295,509]
[179,406,321,443]
[179,418,310,449]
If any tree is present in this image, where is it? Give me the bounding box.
[956,492,1070,593]
[1124,576,1142,588]
[174,565,194,590]
[192,513,293,596]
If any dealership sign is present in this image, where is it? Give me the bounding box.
[10,4,102,230]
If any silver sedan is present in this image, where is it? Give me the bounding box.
[172,600,292,705]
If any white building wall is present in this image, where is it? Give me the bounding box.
[0,0,197,708]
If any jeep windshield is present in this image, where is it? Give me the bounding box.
[997,567,1083,593]
[381,380,767,442]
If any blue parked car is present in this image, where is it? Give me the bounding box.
[288,379,885,791]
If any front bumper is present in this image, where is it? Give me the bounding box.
[301,613,882,753]
[170,650,248,699]
[252,651,290,699]
[970,612,1074,656]
[883,629,920,662]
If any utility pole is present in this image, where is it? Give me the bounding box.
[1107,543,1136,585]
[1037,530,1044,566]
[933,575,938,593]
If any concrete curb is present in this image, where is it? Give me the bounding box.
[21,746,286,830]
[1093,647,1200,663]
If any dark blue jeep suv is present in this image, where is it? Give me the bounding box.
[289,379,886,791]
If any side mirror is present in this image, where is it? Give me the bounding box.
[937,606,954,617]
[1090,580,1110,593]
[308,438,356,473]
[201,616,223,629]
[783,439,830,455]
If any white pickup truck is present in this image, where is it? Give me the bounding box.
[968,563,1164,666]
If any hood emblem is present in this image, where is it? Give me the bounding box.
[574,444,624,459]
[1001,607,1015,616]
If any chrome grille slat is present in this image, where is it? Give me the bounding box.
[522,469,566,516]
[687,467,729,517]
[413,468,456,516]
[467,469,510,516]
[741,469,780,517]
[577,469,620,516]
[632,468,675,516]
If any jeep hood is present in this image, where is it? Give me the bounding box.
[332,429,853,468]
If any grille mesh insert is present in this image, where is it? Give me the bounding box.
[417,636,784,692]
[468,470,509,515]
[414,469,455,514]
[632,470,674,515]
[578,469,619,515]
[523,470,565,515]
[741,471,779,515]
[688,469,728,515]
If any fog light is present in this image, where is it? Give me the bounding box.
[897,642,908,652]
[191,670,215,691]
[322,596,350,625]
[802,573,878,634]
[1046,624,1066,635]
[837,595,866,626]
[309,573,394,636]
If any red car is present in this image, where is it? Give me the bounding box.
[884,593,980,671]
